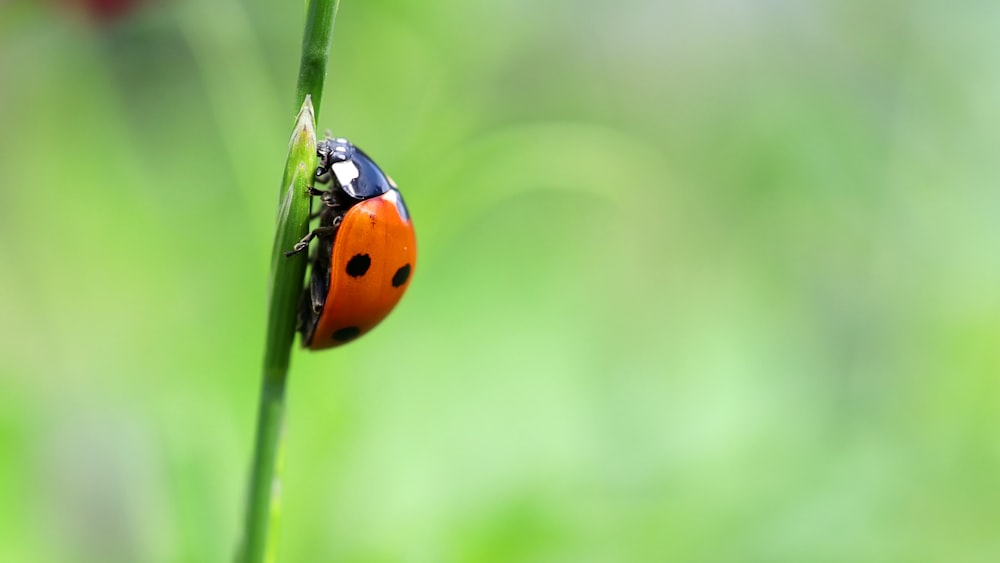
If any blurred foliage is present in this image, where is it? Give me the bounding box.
[2,0,1000,562]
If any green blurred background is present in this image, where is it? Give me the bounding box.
[2,0,999,561]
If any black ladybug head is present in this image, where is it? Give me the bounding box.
[318,137,393,200]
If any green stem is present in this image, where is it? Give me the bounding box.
[240,370,288,563]
[240,1,339,562]
[239,104,315,563]
[296,0,340,124]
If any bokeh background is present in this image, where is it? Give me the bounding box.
[2,0,1000,561]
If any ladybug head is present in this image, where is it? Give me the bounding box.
[318,137,393,201]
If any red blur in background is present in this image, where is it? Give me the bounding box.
[57,0,146,23]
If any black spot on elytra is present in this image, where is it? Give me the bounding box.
[332,326,360,342]
[391,264,411,288]
[345,254,371,277]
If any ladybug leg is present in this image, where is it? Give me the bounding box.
[309,266,328,313]
[284,225,337,257]
[309,204,342,220]
[308,235,333,311]
[295,286,311,333]
[306,186,343,209]
[307,186,343,212]
[321,192,341,209]
[305,187,326,220]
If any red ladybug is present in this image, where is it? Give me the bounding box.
[286,136,416,349]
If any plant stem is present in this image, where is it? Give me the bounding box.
[240,369,288,563]
[296,0,340,124]
[240,102,316,563]
[240,1,339,561]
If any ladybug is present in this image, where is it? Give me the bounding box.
[285,135,416,349]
